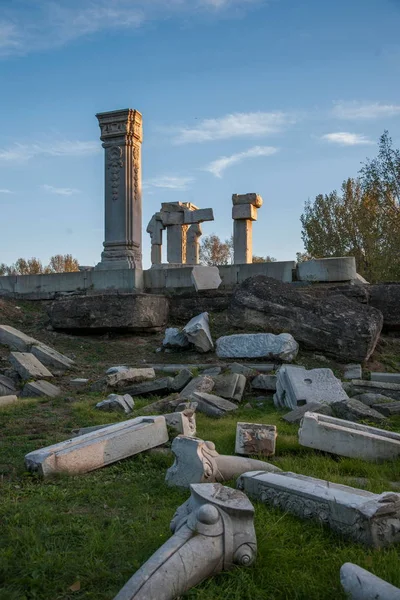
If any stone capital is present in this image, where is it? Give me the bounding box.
[96,108,143,146]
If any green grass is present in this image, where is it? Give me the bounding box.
[1,395,400,600]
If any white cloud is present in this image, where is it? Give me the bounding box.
[0,188,14,194]
[175,111,293,144]
[0,140,99,161]
[333,101,400,120]
[143,175,194,191]
[0,1,264,57]
[204,145,278,177]
[42,184,81,196]
[320,132,374,146]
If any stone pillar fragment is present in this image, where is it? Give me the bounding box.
[146,213,165,266]
[186,223,202,264]
[95,109,143,270]
[232,193,263,264]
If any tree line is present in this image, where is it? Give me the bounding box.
[0,254,80,275]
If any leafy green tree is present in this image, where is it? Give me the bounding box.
[0,254,80,276]
[47,254,80,273]
[199,234,233,266]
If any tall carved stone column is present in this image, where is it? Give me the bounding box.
[95,109,143,270]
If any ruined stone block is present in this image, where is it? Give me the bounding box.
[235,422,277,456]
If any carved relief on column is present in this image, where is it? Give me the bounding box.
[107,146,123,202]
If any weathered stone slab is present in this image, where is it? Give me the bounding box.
[191,266,222,291]
[235,423,277,456]
[230,275,383,362]
[297,257,357,282]
[0,395,18,407]
[106,367,155,389]
[251,374,277,392]
[340,562,400,600]
[124,377,173,397]
[232,193,263,207]
[25,415,169,476]
[170,369,192,392]
[282,402,333,424]
[232,204,257,221]
[30,344,74,371]
[21,380,61,398]
[299,412,400,461]
[229,363,258,377]
[203,366,222,376]
[212,373,246,402]
[162,328,190,349]
[183,312,213,353]
[371,372,400,384]
[179,375,214,400]
[237,470,400,547]
[190,392,238,417]
[373,402,400,416]
[95,393,134,414]
[274,366,348,410]
[48,293,169,332]
[344,364,362,380]
[0,374,16,396]
[337,379,400,401]
[9,352,53,380]
[140,393,181,415]
[353,393,395,407]
[166,435,280,488]
[165,410,196,437]
[332,398,387,424]
[216,333,298,362]
[0,324,37,351]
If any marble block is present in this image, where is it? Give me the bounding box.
[216,333,298,362]
[191,266,222,291]
[235,423,277,456]
[9,352,53,380]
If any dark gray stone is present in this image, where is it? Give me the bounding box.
[348,380,400,401]
[332,398,387,424]
[124,377,174,397]
[203,367,222,376]
[183,312,213,353]
[170,369,193,392]
[21,380,61,398]
[251,374,277,392]
[282,402,333,424]
[190,392,238,417]
[212,373,246,402]
[95,393,134,414]
[353,393,395,407]
[372,402,400,416]
[230,275,383,362]
[228,363,258,377]
[179,375,215,400]
[162,328,190,349]
[0,374,16,397]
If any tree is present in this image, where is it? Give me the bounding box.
[0,254,80,276]
[300,176,400,282]
[296,252,313,263]
[47,254,80,273]
[252,255,277,263]
[360,130,400,204]
[199,234,233,266]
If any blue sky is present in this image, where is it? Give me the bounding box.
[1,0,400,269]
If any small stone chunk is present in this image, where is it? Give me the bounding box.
[183,312,213,353]
[9,352,53,380]
[0,374,16,397]
[332,398,387,424]
[170,369,193,392]
[179,375,214,400]
[0,395,18,407]
[235,422,277,457]
[162,328,190,349]
[190,392,238,417]
[69,378,89,389]
[251,374,277,392]
[21,380,61,398]
[106,366,129,374]
[282,402,333,424]
[203,367,222,376]
[106,368,155,389]
[125,377,174,397]
[164,410,196,437]
[212,373,246,402]
[344,364,362,380]
[95,394,135,414]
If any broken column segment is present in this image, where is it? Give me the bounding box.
[25,416,168,476]
[114,483,257,600]
[298,412,400,461]
[146,213,165,266]
[232,193,263,264]
[165,435,281,489]
[95,108,143,270]
[237,471,400,547]
[340,563,400,600]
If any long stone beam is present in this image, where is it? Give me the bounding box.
[340,563,400,600]
[237,471,400,547]
[298,412,400,461]
[25,416,168,476]
[113,483,257,600]
[165,435,281,488]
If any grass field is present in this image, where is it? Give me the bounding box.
[0,298,400,599]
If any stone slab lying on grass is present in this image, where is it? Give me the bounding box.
[235,423,277,456]
[31,344,74,371]
[25,415,169,476]
[282,402,333,424]
[179,375,214,400]
[140,394,181,415]
[353,393,395,407]
[344,364,362,380]
[347,379,400,401]
[0,374,16,396]
[170,368,193,392]
[183,312,213,353]
[212,373,246,402]
[21,380,61,398]
[340,563,400,600]
[166,435,280,488]
[124,377,174,397]
[298,412,400,461]
[216,333,298,362]
[228,363,258,377]
[106,367,155,389]
[274,366,348,410]
[0,395,18,407]
[95,393,134,414]
[251,374,277,392]
[9,352,53,380]
[0,324,37,351]
[370,372,400,384]
[190,392,238,417]
[237,470,400,547]
[373,402,400,416]
[332,398,386,424]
